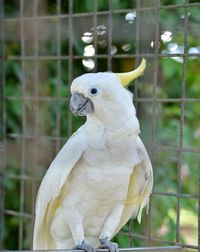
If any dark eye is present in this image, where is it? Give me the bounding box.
[90,88,98,95]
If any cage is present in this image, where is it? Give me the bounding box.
[0,0,199,251]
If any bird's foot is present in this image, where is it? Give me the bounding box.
[99,237,119,252]
[73,240,95,252]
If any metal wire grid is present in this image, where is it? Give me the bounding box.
[0,0,199,251]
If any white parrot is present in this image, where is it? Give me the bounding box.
[33,58,153,252]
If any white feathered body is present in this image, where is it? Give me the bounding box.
[33,72,153,250]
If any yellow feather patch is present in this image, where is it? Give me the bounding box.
[45,182,69,226]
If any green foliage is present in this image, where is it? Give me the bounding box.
[3,170,20,249]
[2,0,199,250]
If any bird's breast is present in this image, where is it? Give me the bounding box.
[66,155,134,206]
[84,132,140,167]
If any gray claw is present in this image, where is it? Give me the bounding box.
[73,240,95,252]
[99,237,119,252]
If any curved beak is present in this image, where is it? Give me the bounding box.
[70,93,94,116]
[115,58,146,87]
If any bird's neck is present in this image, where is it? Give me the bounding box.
[87,107,140,136]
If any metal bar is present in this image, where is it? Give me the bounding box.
[0,0,3,142]
[129,0,140,246]
[4,133,200,155]
[3,247,183,252]
[55,0,62,153]
[120,232,198,250]
[19,0,26,249]
[7,133,67,141]
[152,191,198,199]
[134,97,200,103]
[3,1,200,21]
[31,0,40,248]
[134,0,141,111]
[4,96,200,104]
[3,173,41,181]
[107,0,112,71]
[2,171,199,200]
[147,0,160,242]
[198,163,200,252]
[5,52,200,60]
[67,0,73,137]
[92,0,97,72]
[176,0,189,244]
[0,0,5,248]
[4,210,32,219]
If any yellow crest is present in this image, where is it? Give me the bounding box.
[115,58,146,87]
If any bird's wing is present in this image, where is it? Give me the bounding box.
[33,127,86,249]
[114,137,153,235]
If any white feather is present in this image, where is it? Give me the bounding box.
[33,128,86,249]
[33,72,153,250]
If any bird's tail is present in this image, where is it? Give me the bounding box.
[33,218,56,250]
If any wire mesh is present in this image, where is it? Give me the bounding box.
[0,0,199,251]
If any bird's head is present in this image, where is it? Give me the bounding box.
[70,59,146,124]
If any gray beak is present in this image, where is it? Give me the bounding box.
[70,93,94,116]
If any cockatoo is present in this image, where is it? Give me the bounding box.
[33,59,153,252]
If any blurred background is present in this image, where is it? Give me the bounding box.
[0,0,199,251]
